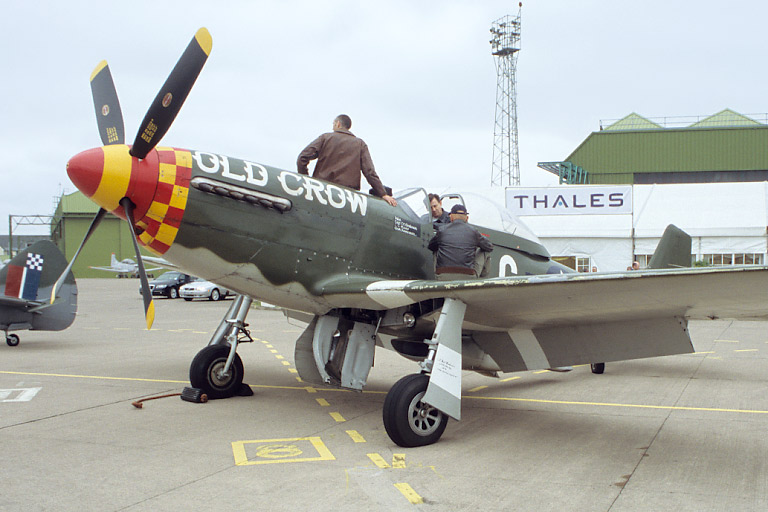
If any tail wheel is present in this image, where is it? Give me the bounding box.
[591,362,605,374]
[189,345,244,399]
[383,373,448,447]
[6,334,20,347]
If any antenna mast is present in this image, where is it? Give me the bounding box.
[490,3,522,186]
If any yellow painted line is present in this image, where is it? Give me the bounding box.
[296,377,303,383]
[467,385,488,393]
[269,349,278,353]
[394,483,423,504]
[392,454,406,469]
[467,395,768,414]
[533,370,548,374]
[304,386,317,393]
[281,361,291,366]
[288,369,298,374]
[367,453,389,468]
[715,339,740,343]
[275,355,285,360]
[500,376,521,382]
[266,344,273,348]
[330,412,346,422]
[316,398,330,407]
[689,351,716,355]
[346,430,366,443]
[0,370,187,385]
[735,349,759,353]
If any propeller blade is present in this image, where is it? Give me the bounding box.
[51,208,107,304]
[120,198,155,330]
[90,61,125,146]
[130,27,212,159]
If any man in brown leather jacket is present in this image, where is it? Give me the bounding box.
[297,115,397,206]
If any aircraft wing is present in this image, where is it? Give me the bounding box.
[321,266,768,371]
[89,266,127,272]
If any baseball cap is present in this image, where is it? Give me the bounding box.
[450,204,468,215]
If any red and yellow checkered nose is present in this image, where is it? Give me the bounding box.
[66,145,192,255]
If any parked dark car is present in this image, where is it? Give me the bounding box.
[140,271,193,299]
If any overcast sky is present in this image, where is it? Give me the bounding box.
[2,0,766,235]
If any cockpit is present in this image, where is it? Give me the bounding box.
[394,188,542,244]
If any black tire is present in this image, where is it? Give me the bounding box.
[184,297,192,301]
[383,373,448,447]
[210,289,221,301]
[6,334,20,347]
[189,345,244,399]
[591,362,605,374]
[168,287,178,299]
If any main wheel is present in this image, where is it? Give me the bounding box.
[189,345,244,399]
[6,334,20,347]
[210,289,221,301]
[383,373,448,447]
[591,362,605,374]
[168,287,179,299]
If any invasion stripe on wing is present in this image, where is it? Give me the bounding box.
[365,280,417,308]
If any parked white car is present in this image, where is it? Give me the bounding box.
[179,279,232,301]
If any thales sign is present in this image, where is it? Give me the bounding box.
[506,186,632,216]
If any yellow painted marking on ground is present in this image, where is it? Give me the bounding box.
[735,349,759,353]
[275,355,285,360]
[394,483,423,504]
[232,437,334,466]
[467,395,768,414]
[0,370,186,384]
[316,398,330,407]
[368,453,389,468]
[689,351,716,355]
[265,344,273,348]
[296,377,303,383]
[467,385,488,393]
[392,454,406,469]
[288,369,298,373]
[304,386,316,393]
[269,349,278,353]
[281,361,291,366]
[346,430,366,443]
[715,339,740,343]
[533,370,548,374]
[330,412,346,422]
[192,331,208,334]
[113,327,131,331]
[500,376,521,382]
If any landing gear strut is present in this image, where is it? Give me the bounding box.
[189,294,253,398]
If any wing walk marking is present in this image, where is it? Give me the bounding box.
[365,280,417,308]
[394,483,424,505]
[509,328,550,370]
[346,430,366,443]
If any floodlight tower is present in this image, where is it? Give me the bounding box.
[490,4,522,186]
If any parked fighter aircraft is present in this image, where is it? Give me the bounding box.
[2,241,77,346]
[57,28,768,447]
[90,253,162,278]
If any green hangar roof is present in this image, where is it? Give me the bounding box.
[539,109,768,184]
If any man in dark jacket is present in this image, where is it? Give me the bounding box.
[428,204,493,280]
[297,115,397,206]
[428,193,451,226]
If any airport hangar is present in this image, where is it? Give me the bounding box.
[507,108,768,272]
[47,108,768,277]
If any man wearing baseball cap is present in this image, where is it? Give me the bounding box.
[428,204,493,280]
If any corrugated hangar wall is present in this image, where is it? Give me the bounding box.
[52,191,162,278]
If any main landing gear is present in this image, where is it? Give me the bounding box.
[383,373,448,447]
[189,295,253,398]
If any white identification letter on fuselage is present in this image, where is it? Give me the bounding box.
[193,151,368,216]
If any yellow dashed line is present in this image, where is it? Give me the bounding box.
[316,398,330,407]
[270,349,278,353]
[281,361,291,366]
[392,454,406,469]
[715,339,740,343]
[735,349,758,353]
[304,386,317,393]
[467,385,488,393]
[288,369,298,374]
[394,483,423,504]
[346,430,366,443]
[500,376,521,382]
[368,453,389,468]
[329,412,345,422]
[275,355,284,360]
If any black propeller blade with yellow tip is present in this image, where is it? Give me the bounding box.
[90,61,125,146]
[51,207,107,304]
[130,27,212,159]
[120,198,155,329]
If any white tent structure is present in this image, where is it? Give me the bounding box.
[505,183,768,272]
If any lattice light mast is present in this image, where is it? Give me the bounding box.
[490,4,522,186]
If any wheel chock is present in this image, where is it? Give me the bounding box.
[180,386,208,403]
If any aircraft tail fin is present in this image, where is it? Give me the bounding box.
[0,240,75,301]
[648,224,692,269]
[111,253,119,267]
